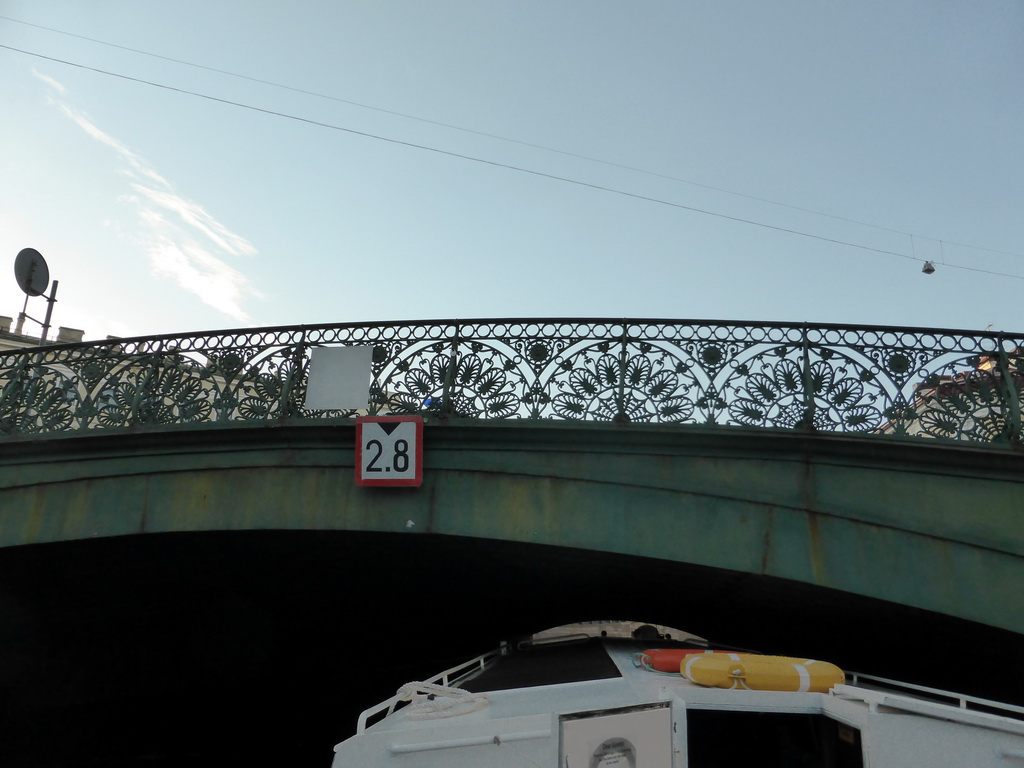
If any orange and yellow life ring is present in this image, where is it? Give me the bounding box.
[682,652,845,693]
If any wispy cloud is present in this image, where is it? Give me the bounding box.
[147,237,254,321]
[131,186,256,258]
[32,70,66,95]
[36,73,261,323]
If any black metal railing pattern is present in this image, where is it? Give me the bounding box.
[0,319,1020,445]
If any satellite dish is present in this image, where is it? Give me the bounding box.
[14,248,50,297]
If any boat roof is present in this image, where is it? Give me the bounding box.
[334,634,1024,768]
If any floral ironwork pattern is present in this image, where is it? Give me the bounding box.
[729,353,881,431]
[0,319,1019,446]
[550,347,694,423]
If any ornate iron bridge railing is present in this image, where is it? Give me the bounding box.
[0,319,1021,445]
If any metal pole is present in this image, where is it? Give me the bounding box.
[15,294,28,336]
[615,322,628,423]
[39,280,58,345]
[278,327,307,420]
[997,340,1021,445]
[800,323,815,430]
[440,322,460,418]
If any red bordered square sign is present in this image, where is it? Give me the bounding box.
[355,415,423,487]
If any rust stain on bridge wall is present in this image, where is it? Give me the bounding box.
[22,486,49,545]
[759,507,775,575]
[805,512,826,584]
[799,453,828,585]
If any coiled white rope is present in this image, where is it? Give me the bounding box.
[396,681,491,720]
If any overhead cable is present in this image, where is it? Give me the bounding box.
[2,42,1023,281]
[3,14,1022,262]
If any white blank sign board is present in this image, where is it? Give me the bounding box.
[304,346,373,411]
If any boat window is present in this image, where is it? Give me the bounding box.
[686,711,863,768]
[461,636,622,692]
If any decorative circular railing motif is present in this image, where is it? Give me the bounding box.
[0,319,1019,445]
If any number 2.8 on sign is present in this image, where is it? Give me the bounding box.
[355,416,422,487]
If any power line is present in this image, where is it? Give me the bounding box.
[3,42,1024,282]
[3,13,1022,264]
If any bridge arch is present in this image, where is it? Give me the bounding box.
[3,419,1022,639]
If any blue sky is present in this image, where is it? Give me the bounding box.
[1,1,1022,340]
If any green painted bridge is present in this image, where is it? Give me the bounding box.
[1,318,1023,766]
[5,419,1024,639]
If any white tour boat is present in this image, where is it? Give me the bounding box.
[331,622,1024,767]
